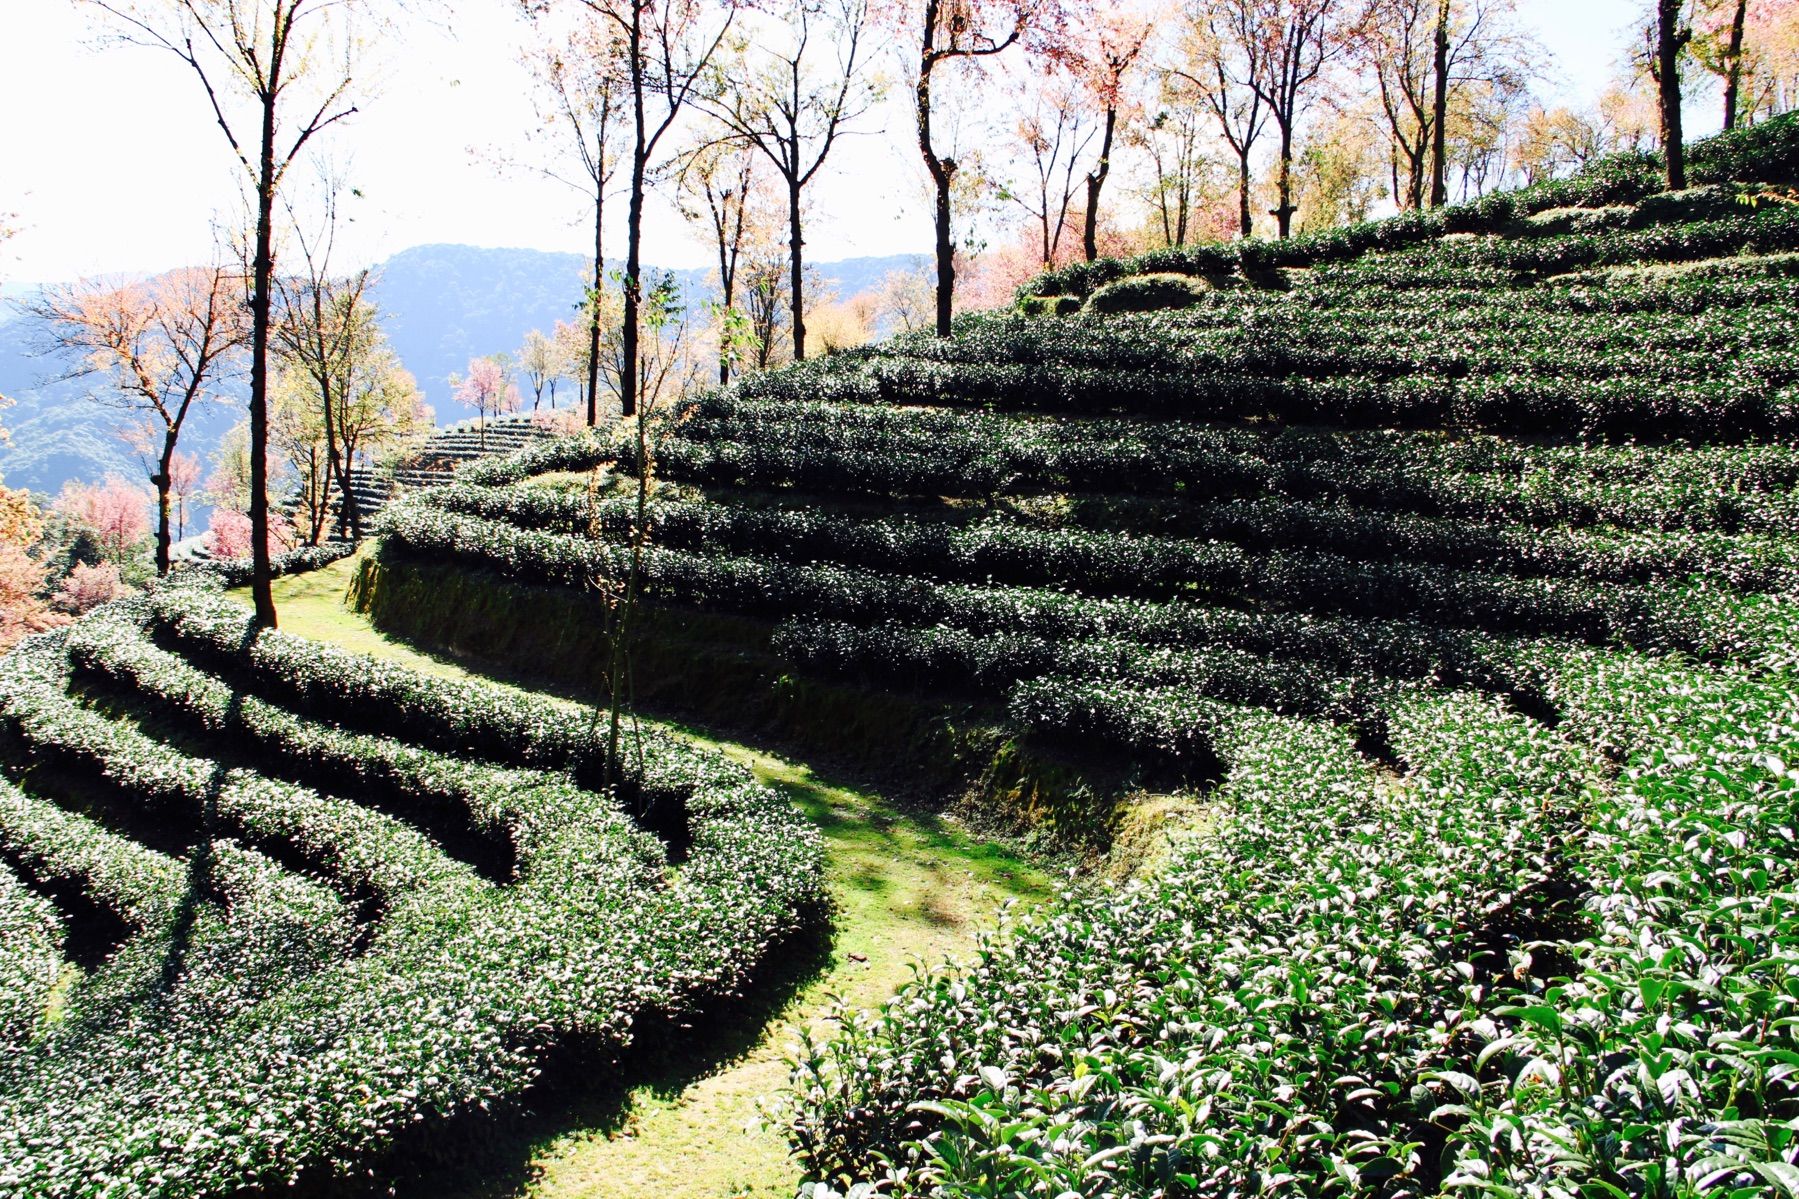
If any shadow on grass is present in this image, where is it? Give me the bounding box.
[331,917,836,1199]
[324,605,1049,893]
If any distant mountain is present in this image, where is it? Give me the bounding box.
[0,247,927,499]
[0,300,231,502]
[372,245,928,406]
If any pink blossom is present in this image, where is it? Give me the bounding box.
[51,562,130,615]
[55,476,150,563]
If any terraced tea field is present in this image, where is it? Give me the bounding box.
[6,118,1799,1198]
[365,121,1799,1197]
[0,567,827,1196]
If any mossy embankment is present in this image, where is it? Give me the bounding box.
[346,548,1136,854]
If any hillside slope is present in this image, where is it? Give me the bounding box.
[366,119,1799,1197]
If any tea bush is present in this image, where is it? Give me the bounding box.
[0,583,826,1196]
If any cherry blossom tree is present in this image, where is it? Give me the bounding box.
[451,357,525,448]
[0,487,61,652]
[52,563,130,616]
[28,265,244,575]
[1065,0,1150,260]
[54,478,151,565]
[204,507,254,559]
[168,450,203,540]
[0,545,64,652]
[1693,0,1799,128]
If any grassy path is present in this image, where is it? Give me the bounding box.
[235,559,1055,1198]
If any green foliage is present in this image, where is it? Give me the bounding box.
[353,130,1799,1199]
[0,581,826,1197]
[1083,273,1214,315]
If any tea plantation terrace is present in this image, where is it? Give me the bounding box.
[265,414,563,547]
[0,561,825,1195]
[358,119,1799,1198]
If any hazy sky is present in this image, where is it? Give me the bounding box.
[2,0,1656,284]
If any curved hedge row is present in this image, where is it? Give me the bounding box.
[428,483,1799,595]
[1019,113,1799,301]
[378,497,1787,661]
[791,688,1587,1194]
[0,584,827,1198]
[654,398,1799,533]
[792,656,1798,1197]
[0,861,60,1056]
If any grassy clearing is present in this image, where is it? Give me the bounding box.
[230,556,1056,1198]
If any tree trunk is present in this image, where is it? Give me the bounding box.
[324,381,354,541]
[152,444,173,577]
[335,454,359,540]
[587,185,604,427]
[717,229,735,385]
[1083,104,1117,262]
[1236,149,1253,238]
[789,175,807,362]
[1658,0,1688,190]
[1272,120,1296,238]
[622,154,644,419]
[1430,0,1451,208]
[249,97,278,627]
[932,169,955,335]
[621,26,646,420]
[917,57,955,338]
[1723,0,1748,131]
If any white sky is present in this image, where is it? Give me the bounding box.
[1,0,1657,285]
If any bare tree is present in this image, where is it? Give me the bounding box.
[1250,0,1350,239]
[676,139,764,383]
[703,0,878,361]
[1353,0,1525,210]
[550,0,737,417]
[913,0,1046,335]
[741,255,788,369]
[1005,69,1098,265]
[519,329,557,408]
[1175,8,1270,238]
[1134,72,1215,245]
[28,267,245,575]
[519,9,628,427]
[272,179,380,540]
[78,0,374,626]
